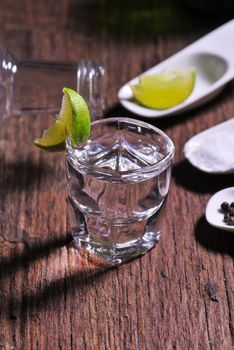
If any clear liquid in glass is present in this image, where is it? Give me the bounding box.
[66,118,174,264]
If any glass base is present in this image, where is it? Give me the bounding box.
[72,230,161,265]
[68,197,167,265]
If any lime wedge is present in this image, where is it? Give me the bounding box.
[131,69,196,109]
[63,87,90,146]
[34,88,90,151]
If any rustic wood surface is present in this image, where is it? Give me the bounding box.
[0,1,234,349]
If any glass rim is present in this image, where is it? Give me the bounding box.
[66,117,175,178]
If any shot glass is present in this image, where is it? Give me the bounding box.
[66,117,175,265]
[0,45,105,120]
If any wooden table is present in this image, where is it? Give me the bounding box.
[0,1,233,349]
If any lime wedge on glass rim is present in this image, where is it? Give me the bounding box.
[131,69,196,109]
[34,87,90,151]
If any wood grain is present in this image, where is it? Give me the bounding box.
[0,1,233,349]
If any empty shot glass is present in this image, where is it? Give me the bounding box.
[66,117,175,265]
[0,45,105,120]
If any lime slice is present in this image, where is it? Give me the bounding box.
[131,69,196,109]
[34,88,90,151]
[63,87,90,146]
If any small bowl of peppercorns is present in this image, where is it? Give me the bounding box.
[206,187,234,232]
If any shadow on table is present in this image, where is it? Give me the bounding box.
[67,0,232,41]
[0,158,64,198]
[105,102,198,130]
[0,236,72,278]
[194,215,234,257]
[0,234,114,319]
[173,160,234,194]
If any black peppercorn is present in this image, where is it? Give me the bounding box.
[221,202,229,212]
[220,201,234,225]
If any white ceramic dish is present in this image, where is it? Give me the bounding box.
[118,20,234,118]
[183,118,234,174]
[206,187,234,232]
